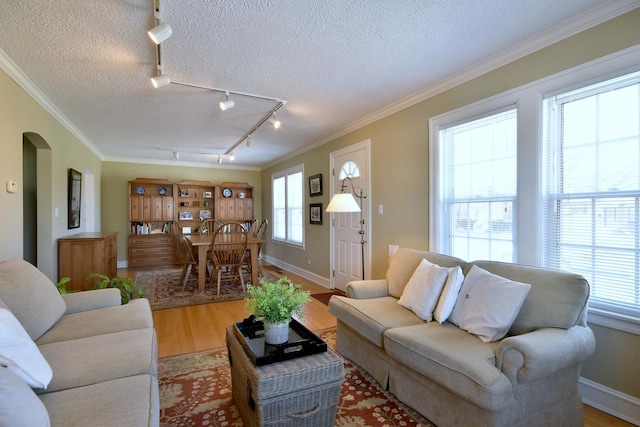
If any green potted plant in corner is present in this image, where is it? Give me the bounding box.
[89,273,144,305]
[244,276,311,345]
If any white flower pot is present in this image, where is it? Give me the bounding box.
[264,320,290,345]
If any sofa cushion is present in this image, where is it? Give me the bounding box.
[449,265,531,342]
[36,298,153,345]
[434,266,464,323]
[0,308,52,389]
[0,259,66,341]
[469,261,590,334]
[37,328,157,394]
[387,249,466,299]
[0,366,50,427]
[328,296,424,347]
[40,374,159,427]
[384,323,513,411]
[398,259,449,321]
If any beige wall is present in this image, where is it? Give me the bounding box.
[0,68,102,280]
[262,9,640,399]
[100,162,262,263]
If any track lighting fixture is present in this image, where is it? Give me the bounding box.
[148,22,173,45]
[246,136,252,148]
[229,151,235,161]
[217,155,222,164]
[269,114,281,129]
[151,74,170,88]
[173,151,179,159]
[219,92,235,111]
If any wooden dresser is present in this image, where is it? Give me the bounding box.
[58,232,118,291]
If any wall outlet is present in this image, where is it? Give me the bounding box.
[6,180,17,193]
[307,259,312,265]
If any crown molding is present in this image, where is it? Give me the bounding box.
[0,47,105,160]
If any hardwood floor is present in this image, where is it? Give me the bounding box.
[118,264,632,427]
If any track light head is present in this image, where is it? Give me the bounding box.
[229,151,235,161]
[217,155,222,164]
[219,93,235,111]
[246,136,252,148]
[151,74,170,88]
[269,114,281,129]
[173,151,179,159]
[148,22,173,44]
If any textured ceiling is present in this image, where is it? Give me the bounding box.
[0,0,636,168]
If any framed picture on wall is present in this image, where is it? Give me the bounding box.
[309,174,323,197]
[68,168,82,229]
[310,203,322,225]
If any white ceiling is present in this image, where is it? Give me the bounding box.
[0,0,637,169]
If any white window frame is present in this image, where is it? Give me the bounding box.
[429,44,640,334]
[271,164,305,248]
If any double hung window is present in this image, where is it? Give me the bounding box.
[272,165,304,246]
[435,108,517,262]
[543,71,640,315]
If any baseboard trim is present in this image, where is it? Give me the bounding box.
[263,255,331,289]
[580,377,640,425]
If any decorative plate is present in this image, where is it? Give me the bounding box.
[158,186,168,195]
[136,186,145,195]
[222,188,233,198]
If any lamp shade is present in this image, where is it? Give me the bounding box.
[326,193,361,213]
[148,23,173,44]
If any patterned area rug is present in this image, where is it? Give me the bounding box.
[135,269,281,310]
[158,328,434,426]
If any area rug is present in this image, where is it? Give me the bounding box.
[158,328,434,426]
[135,269,281,310]
[311,291,345,306]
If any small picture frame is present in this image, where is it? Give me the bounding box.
[67,168,82,229]
[309,174,323,197]
[199,210,212,220]
[181,226,192,234]
[203,191,212,198]
[180,188,189,197]
[179,211,193,220]
[310,203,323,225]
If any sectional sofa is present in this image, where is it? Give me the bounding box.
[0,258,159,426]
[328,248,596,427]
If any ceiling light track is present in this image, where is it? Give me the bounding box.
[147,0,287,163]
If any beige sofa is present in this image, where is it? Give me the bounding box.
[0,259,159,427]
[328,248,596,427]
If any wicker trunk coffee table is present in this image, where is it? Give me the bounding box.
[226,325,345,426]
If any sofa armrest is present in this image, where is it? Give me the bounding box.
[496,325,595,384]
[61,289,122,314]
[345,279,390,299]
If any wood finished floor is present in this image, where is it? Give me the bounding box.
[118,264,632,427]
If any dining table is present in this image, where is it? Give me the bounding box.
[186,233,265,293]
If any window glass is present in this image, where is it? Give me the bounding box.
[271,165,304,246]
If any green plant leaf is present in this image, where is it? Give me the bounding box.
[244,276,310,324]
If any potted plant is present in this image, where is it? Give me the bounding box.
[244,276,311,345]
[89,273,144,305]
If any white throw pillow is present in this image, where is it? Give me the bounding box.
[0,309,53,389]
[398,259,450,321]
[448,265,531,342]
[0,366,50,427]
[433,266,464,323]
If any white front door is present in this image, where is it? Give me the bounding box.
[329,140,370,292]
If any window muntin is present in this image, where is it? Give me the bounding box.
[272,165,304,246]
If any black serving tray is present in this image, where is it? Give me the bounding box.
[233,316,327,366]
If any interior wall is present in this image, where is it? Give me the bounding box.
[0,66,102,279]
[261,9,640,400]
[100,161,262,265]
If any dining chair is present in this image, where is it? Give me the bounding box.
[207,221,248,295]
[244,219,268,279]
[178,234,199,290]
[198,219,219,235]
